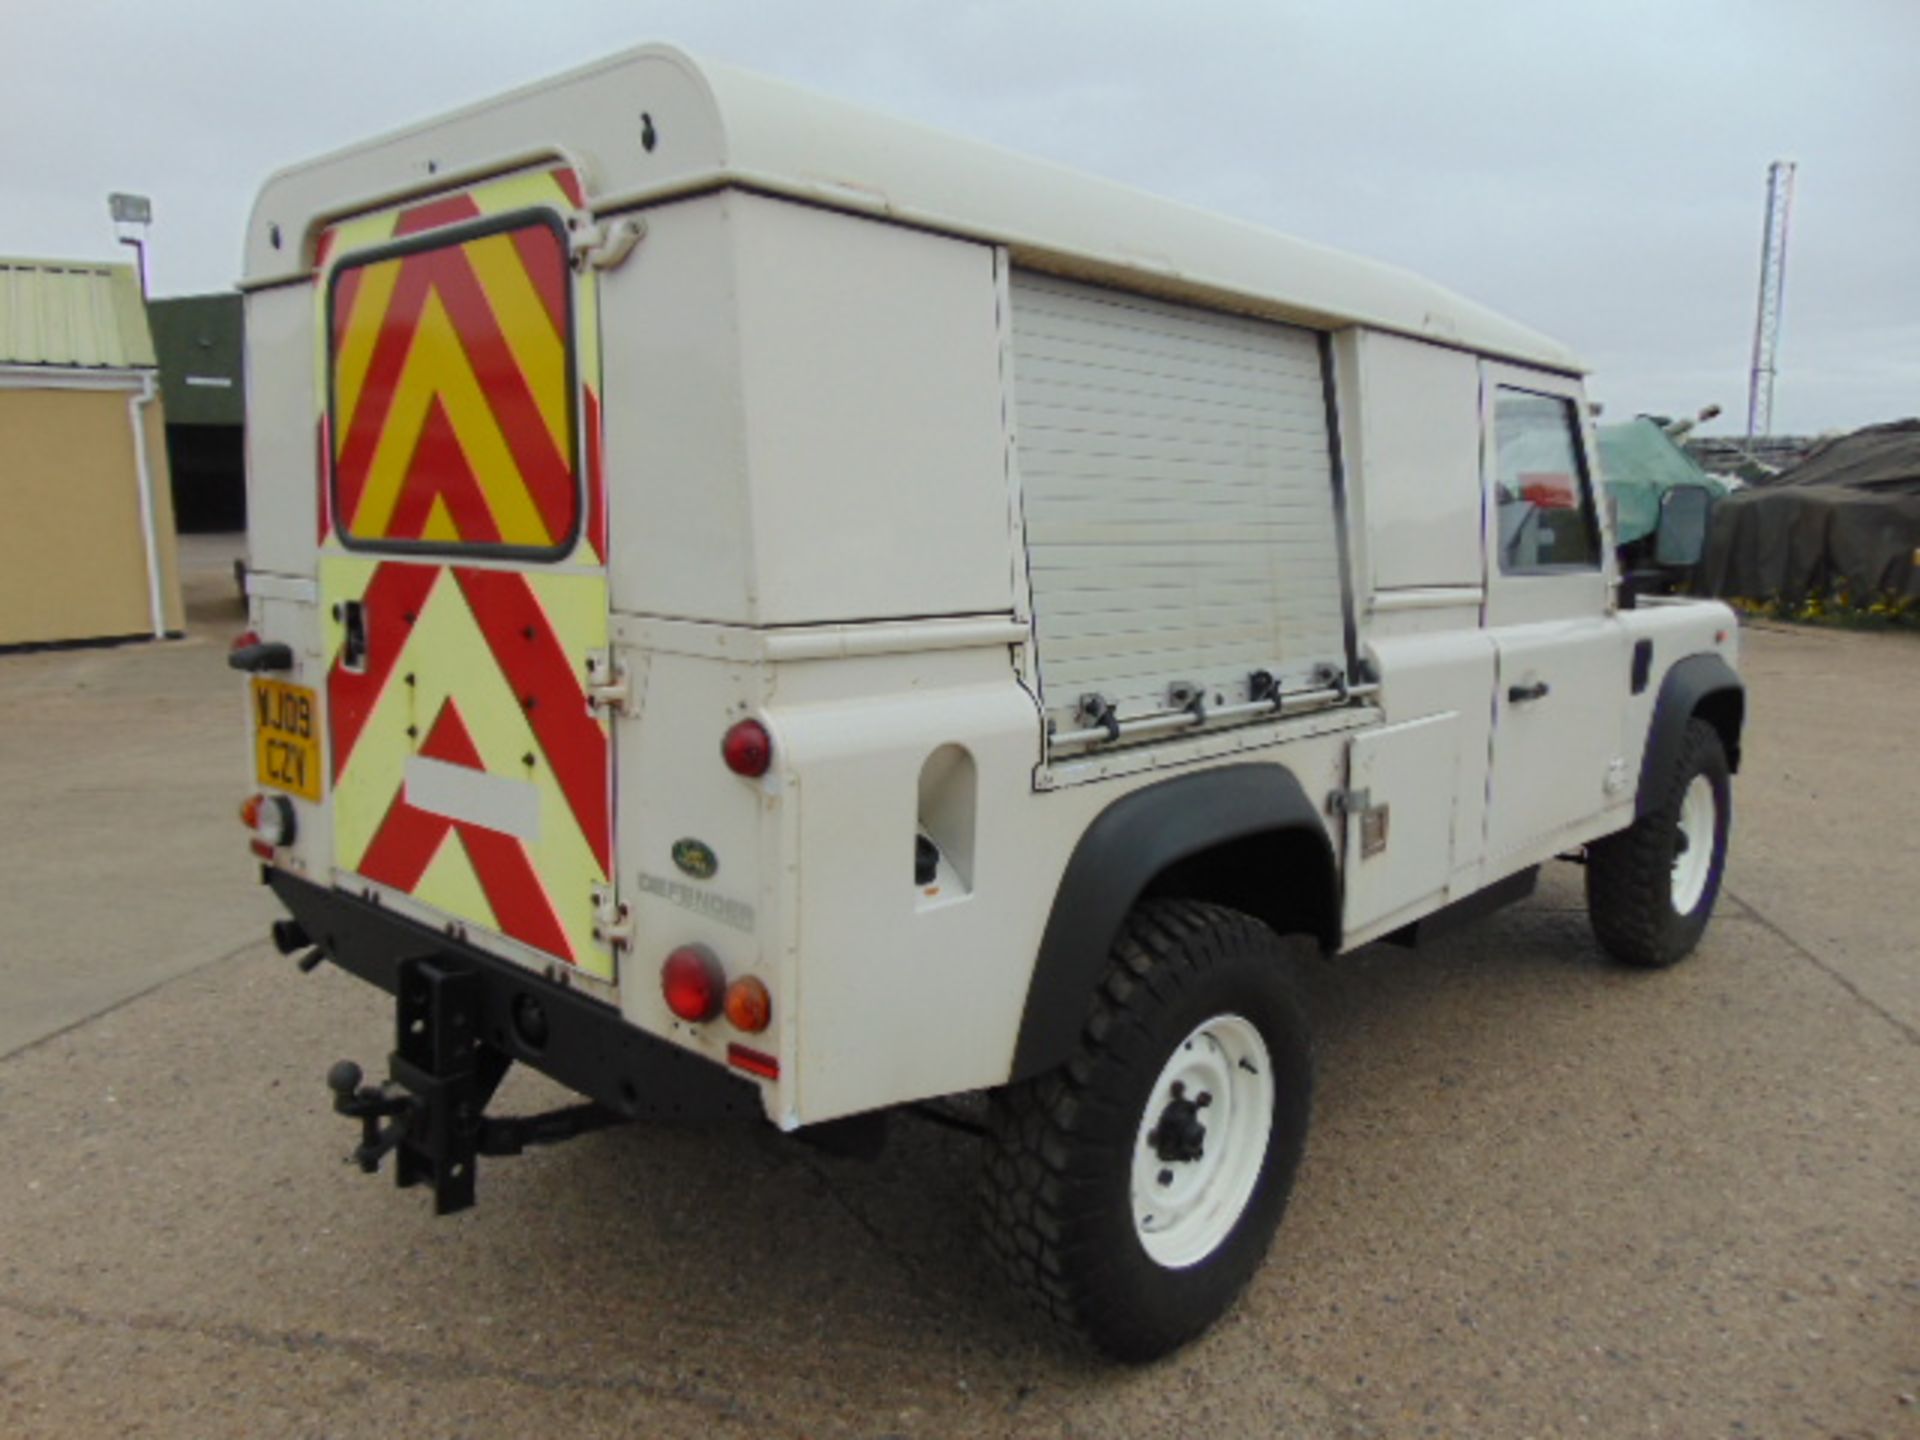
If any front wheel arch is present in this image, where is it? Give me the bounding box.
[1638,652,1743,818]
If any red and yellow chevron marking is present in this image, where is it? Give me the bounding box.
[324,556,612,976]
[357,700,572,959]
[331,217,573,549]
[315,168,614,981]
[313,167,602,558]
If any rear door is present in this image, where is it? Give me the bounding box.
[316,167,617,985]
[1481,362,1629,861]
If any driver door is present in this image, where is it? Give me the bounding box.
[1481,363,1630,862]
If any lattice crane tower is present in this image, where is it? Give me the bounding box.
[1746,160,1797,440]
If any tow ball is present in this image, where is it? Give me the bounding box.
[323,956,621,1215]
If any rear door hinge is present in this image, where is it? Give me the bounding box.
[584,651,635,717]
[569,215,646,272]
[591,882,633,952]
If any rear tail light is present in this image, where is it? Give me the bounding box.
[724,975,772,1034]
[661,944,725,1023]
[720,718,772,778]
[231,628,262,653]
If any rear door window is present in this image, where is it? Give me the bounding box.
[328,212,577,556]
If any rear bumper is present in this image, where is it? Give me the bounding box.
[266,869,760,1124]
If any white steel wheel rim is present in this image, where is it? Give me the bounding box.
[1130,1013,1276,1269]
[1671,775,1717,914]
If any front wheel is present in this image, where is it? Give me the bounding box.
[978,901,1313,1362]
[1586,718,1732,967]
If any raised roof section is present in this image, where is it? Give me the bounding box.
[245,45,1580,373]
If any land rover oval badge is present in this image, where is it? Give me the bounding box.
[671,838,719,880]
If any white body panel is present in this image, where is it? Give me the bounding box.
[1350,333,1484,594]
[240,46,1740,1133]
[241,284,318,582]
[1341,713,1461,933]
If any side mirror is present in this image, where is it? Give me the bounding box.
[1654,484,1713,569]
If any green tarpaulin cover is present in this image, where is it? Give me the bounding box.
[1596,419,1727,545]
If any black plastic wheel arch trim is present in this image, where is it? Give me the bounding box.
[1636,652,1744,817]
[266,870,759,1124]
[1008,763,1336,1083]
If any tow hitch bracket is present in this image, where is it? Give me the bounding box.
[325,956,624,1215]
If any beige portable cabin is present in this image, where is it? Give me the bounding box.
[0,257,183,646]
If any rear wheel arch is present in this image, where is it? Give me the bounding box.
[1008,763,1337,1084]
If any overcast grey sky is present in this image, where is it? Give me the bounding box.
[5,0,1915,435]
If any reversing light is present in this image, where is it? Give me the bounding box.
[724,975,772,1034]
[247,792,296,848]
[661,944,725,1023]
[720,718,772,778]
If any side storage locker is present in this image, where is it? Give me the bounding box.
[1006,273,1350,750]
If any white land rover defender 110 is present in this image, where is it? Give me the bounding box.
[232,46,1743,1360]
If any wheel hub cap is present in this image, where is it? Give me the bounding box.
[1147,1087,1210,1163]
[1131,1014,1276,1270]
[1671,774,1717,914]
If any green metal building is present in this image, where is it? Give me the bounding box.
[148,291,245,530]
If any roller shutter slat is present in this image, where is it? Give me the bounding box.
[1011,272,1347,742]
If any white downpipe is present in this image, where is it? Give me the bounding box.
[127,371,167,639]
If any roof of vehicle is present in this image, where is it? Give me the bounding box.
[0,257,155,370]
[245,45,1583,374]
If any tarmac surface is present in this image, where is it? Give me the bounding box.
[0,539,1914,1438]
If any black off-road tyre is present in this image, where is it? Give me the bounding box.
[1586,718,1732,968]
[977,900,1313,1362]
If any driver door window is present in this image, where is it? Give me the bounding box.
[1493,388,1601,573]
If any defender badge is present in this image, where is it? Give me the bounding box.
[671,838,719,880]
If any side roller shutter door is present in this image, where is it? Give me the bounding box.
[1008,272,1349,746]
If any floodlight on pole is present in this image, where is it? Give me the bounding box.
[108,191,153,299]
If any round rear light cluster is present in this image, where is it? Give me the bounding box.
[720,718,772,778]
[661,944,725,1023]
[660,947,773,1036]
[724,976,772,1034]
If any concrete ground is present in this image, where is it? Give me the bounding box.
[0,549,1913,1438]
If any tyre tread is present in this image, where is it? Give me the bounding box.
[1587,718,1728,968]
[978,900,1287,1358]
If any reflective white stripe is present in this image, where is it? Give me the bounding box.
[246,571,318,603]
[404,757,542,841]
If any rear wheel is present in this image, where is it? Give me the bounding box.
[978,900,1313,1362]
[1587,718,1732,967]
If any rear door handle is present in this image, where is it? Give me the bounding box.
[340,599,368,672]
[1507,681,1551,704]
